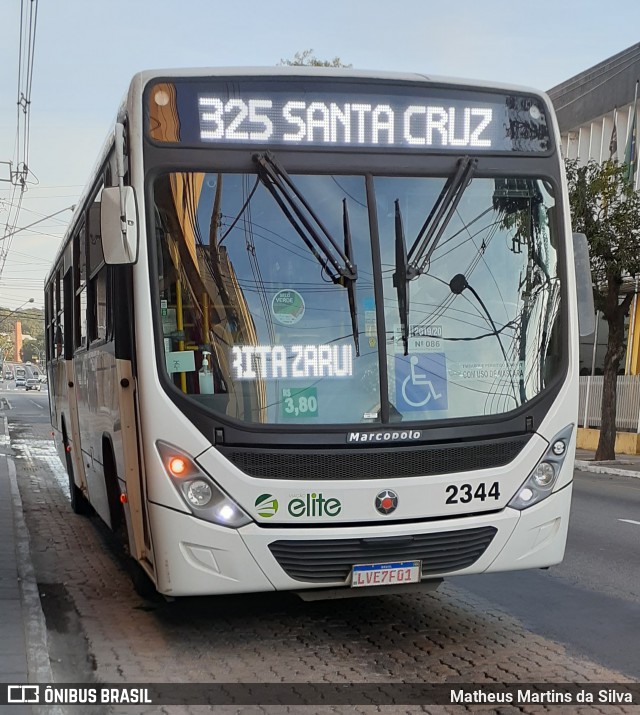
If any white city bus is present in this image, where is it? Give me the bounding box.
[45,68,593,598]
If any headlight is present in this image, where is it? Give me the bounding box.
[531,462,555,487]
[185,479,213,507]
[508,425,573,511]
[156,441,253,528]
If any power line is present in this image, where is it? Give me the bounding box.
[1,0,40,287]
[15,0,39,188]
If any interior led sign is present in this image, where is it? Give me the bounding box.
[147,79,551,153]
[231,344,353,380]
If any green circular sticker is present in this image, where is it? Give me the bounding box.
[272,289,305,325]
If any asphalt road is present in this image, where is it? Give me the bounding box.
[5,387,639,695]
[452,469,640,678]
[1,381,49,421]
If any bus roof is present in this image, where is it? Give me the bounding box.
[129,65,547,99]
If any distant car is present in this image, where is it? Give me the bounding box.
[15,377,26,388]
[25,378,41,391]
[5,371,13,380]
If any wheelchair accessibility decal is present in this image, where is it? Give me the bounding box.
[395,353,448,411]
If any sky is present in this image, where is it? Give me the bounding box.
[1,0,640,311]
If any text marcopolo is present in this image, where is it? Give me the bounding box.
[348,430,422,443]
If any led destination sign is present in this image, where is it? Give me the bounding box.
[199,97,495,149]
[147,80,551,153]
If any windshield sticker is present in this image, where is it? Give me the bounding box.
[165,350,196,374]
[281,386,319,418]
[393,324,442,352]
[365,311,377,337]
[232,344,352,380]
[161,307,177,335]
[272,289,305,325]
[395,353,448,411]
[449,361,524,381]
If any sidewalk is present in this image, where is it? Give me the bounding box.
[575,448,640,478]
[0,415,52,713]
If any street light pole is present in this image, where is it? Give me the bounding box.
[0,297,35,328]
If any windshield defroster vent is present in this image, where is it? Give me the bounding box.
[218,435,530,480]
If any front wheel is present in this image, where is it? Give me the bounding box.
[64,445,91,515]
[127,559,160,601]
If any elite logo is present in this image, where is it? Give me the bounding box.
[254,493,279,518]
[288,492,341,518]
[254,493,341,518]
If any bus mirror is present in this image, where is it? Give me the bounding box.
[101,186,138,264]
[573,232,595,337]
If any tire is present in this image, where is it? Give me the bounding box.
[64,443,91,515]
[112,506,159,601]
[103,446,159,602]
[127,558,160,601]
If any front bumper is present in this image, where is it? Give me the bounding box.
[148,483,571,596]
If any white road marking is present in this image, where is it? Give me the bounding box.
[618,519,640,526]
[30,399,44,409]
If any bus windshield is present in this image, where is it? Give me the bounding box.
[152,170,562,425]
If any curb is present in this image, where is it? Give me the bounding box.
[574,459,640,478]
[3,416,65,715]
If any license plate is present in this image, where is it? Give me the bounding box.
[351,560,421,588]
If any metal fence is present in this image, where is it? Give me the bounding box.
[578,375,640,431]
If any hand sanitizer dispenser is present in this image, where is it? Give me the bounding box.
[198,351,215,394]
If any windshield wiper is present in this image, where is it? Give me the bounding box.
[392,199,410,355]
[252,151,360,355]
[342,199,359,356]
[253,152,357,284]
[392,156,477,355]
[406,155,477,278]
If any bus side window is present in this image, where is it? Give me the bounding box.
[73,221,88,351]
[55,268,65,359]
[87,184,109,344]
[55,325,63,358]
[45,283,53,362]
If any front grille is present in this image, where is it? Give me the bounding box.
[268,526,497,582]
[218,435,529,480]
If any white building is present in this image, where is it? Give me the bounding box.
[548,43,640,452]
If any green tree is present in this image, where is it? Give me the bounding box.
[20,337,45,364]
[0,333,12,362]
[279,49,351,67]
[565,158,640,460]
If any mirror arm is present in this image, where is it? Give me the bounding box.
[114,123,133,262]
